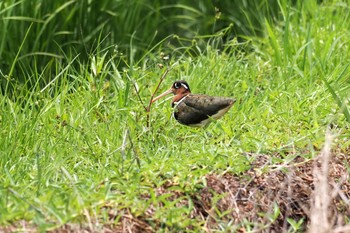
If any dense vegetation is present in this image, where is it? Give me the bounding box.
[1,0,349,232]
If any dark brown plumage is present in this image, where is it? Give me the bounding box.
[152,80,235,127]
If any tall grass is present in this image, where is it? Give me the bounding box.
[0,0,282,88]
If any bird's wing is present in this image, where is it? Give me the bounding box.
[183,95,234,116]
[174,95,234,126]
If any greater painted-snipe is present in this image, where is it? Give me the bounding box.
[152,80,235,127]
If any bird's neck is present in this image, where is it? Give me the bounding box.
[172,93,190,107]
[173,90,190,102]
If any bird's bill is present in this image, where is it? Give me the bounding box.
[151,89,173,103]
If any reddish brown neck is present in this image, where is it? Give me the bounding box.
[171,90,190,108]
[171,86,191,106]
[172,92,190,103]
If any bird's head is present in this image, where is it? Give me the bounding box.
[152,80,191,103]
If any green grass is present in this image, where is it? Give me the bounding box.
[1,0,350,232]
[0,0,282,85]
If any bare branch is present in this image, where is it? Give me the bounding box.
[126,73,148,112]
[147,68,170,112]
[145,67,172,128]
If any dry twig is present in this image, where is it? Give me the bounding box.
[309,130,332,233]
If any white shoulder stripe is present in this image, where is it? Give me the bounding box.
[173,95,188,107]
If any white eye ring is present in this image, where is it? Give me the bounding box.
[174,82,181,88]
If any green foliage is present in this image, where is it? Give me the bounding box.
[0,0,283,86]
[288,218,305,232]
[0,0,350,231]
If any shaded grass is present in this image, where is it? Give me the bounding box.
[0,0,283,86]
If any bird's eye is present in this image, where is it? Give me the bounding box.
[174,82,181,89]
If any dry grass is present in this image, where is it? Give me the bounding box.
[309,130,333,233]
[309,130,350,233]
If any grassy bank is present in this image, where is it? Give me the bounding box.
[1,0,350,232]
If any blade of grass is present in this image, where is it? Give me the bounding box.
[320,63,350,123]
[265,18,282,66]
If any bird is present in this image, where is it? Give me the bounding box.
[152,80,235,127]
